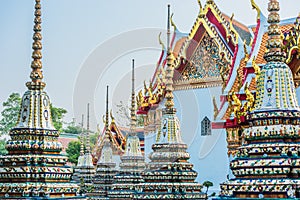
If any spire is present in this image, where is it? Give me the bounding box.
[80,114,84,156]
[26,0,46,90]
[99,86,114,164]
[165,4,175,111]
[253,0,299,111]
[167,4,171,50]
[86,103,91,153]
[130,59,137,134]
[103,85,111,149]
[105,85,110,134]
[263,0,286,62]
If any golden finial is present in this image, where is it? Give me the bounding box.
[26,0,46,90]
[229,13,239,44]
[250,0,261,20]
[264,0,286,62]
[170,13,177,31]
[110,109,115,124]
[158,32,166,50]
[149,79,153,91]
[213,96,219,120]
[244,82,255,112]
[252,56,261,79]
[130,59,137,133]
[143,80,148,96]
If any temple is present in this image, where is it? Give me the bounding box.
[93,111,125,165]
[108,60,146,199]
[215,0,300,198]
[2,0,300,199]
[0,0,83,198]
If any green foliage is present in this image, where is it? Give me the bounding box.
[50,104,67,131]
[0,140,8,155]
[66,131,98,165]
[89,131,99,151]
[203,180,214,199]
[63,125,82,134]
[0,93,21,135]
[66,140,81,164]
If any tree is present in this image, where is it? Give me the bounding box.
[66,140,81,164]
[0,93,21,135]
[65,130,98,165]
[0,92,68,135]
[203,181,215,199]
[50,104,67,132]
[63,125,82,135]
[0,140,8,155]
[89,131,99,151]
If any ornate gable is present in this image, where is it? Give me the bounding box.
[182,34,221,80]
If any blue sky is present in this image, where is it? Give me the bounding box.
[0,0,299,130]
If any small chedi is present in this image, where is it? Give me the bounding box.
[89,86,118,200]
[135,6,206,199]
[217,0,300,199]
[0,0,82,199]
[108,60,146,200]
[79,104,96,194]
[72,115,85,184]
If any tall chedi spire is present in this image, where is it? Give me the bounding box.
[135,5,206,200]
[0,0,82,198]
[217,0,300,199]
[90,86,118,199]
[80,104,96,195]
[26,0,46,91]
[109,59,145,200]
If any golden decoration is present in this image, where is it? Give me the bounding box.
[143,80,148,96]
[170,13,177,31]
[244,82,255,112]
[250,0,261,20]
[136,90,144,108]
[231,92,242,120]
[228,13,239,44]
[110,109,115,124]
[213,96,219,120]
[158,32,165,51]
[252,56,261,80]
